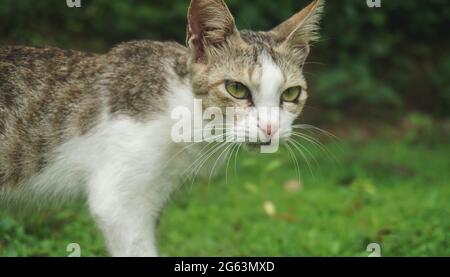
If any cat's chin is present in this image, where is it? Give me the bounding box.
[244,141,272,152]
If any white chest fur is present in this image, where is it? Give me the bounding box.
[6,75,218,256]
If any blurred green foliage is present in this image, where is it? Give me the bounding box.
[0,0,449,117]
[1,135,449,256]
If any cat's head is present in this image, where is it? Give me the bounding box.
[186,0,324,148]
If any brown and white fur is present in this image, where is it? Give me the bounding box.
[0,0,323,256]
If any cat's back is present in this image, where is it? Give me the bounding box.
[0,41,188,121]
[0,46,103,187]
[0,46,101,127]
[0,45,98,106]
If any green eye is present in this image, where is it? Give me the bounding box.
[225,80,250,99]
[281,86,302,102]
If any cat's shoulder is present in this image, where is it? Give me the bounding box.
[103,40,190,85]
[100,40,190,119]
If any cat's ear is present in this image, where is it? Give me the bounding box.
[269,0,324,51]
[187,0,239,62]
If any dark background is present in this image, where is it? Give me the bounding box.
[1,0,449,121]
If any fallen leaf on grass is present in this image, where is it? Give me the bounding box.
[263,201,276,217]
[265,160,282,172]
[284,179,303,193]
[244,182,259,194]
[275,213,302,223]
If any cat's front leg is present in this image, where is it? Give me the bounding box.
[87,169,165,257]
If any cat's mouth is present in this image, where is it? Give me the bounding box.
[259,140,272,146]
[245,140,272,151]
[247,140,272,146]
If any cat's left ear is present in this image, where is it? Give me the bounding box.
[269,0,324,51]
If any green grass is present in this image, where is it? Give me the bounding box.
[1,130,449,257]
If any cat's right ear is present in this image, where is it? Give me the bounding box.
[186,0,239,63]
[269,0,324,52]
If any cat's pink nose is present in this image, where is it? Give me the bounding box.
[259,123,279,138]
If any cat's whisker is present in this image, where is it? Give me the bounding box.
[163,132,226,169]
[291,132,334,160]
[291,131,340,165]
[287,138,316,178]
[288,137,320,171]
[292,124,342,152]
[293,123,344,156]
[208,141,236,186]
[186,141,224,179]
[225,143,239,185]
[303,61,327,66]
[293,124,341,142]
[287,141,304,181]
[233,143,243,177]
[186,134,235,187]
[192,141,233,187]
[302,71,317,78]
[185,151,217,188]
[173,131,227,161]
[195,131,239,184]
[181,140,223,184]
[284,143,302,185]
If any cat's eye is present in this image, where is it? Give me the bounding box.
[281,86,302,102]
[225,80,250,100]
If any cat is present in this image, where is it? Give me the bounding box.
[0,0,323,256]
